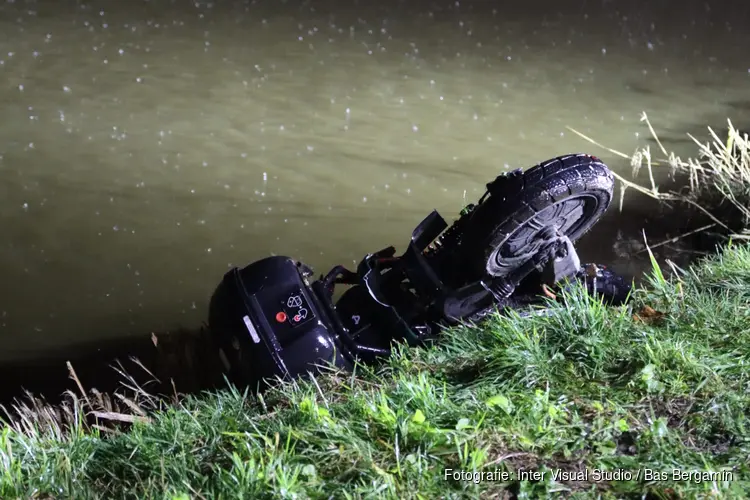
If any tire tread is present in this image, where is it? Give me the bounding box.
[458,153,614,280]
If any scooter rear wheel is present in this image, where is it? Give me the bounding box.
[456,153,615,284]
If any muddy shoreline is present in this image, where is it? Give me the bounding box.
[0,326,226,408]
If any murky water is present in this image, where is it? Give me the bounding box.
[1,0,749,362]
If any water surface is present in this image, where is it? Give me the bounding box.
[1,0,749,361]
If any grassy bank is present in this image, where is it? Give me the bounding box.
[2,243,749,499]
[3,117,750,499]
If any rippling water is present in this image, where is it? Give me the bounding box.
[1,0,749,361]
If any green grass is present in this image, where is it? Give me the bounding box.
[2,243,749,499]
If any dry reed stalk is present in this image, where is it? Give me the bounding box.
[567,112,750,240]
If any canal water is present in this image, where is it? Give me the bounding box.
[1,0,749,362]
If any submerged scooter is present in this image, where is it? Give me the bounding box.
[208,154,631,391]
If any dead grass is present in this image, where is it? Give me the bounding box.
[568,112,750,242]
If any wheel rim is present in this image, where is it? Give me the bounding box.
[486,194,599,276]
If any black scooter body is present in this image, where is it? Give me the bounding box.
[210,256,353,388]
[208,154,631,392]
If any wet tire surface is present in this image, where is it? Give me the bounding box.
[457,153,615,282]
